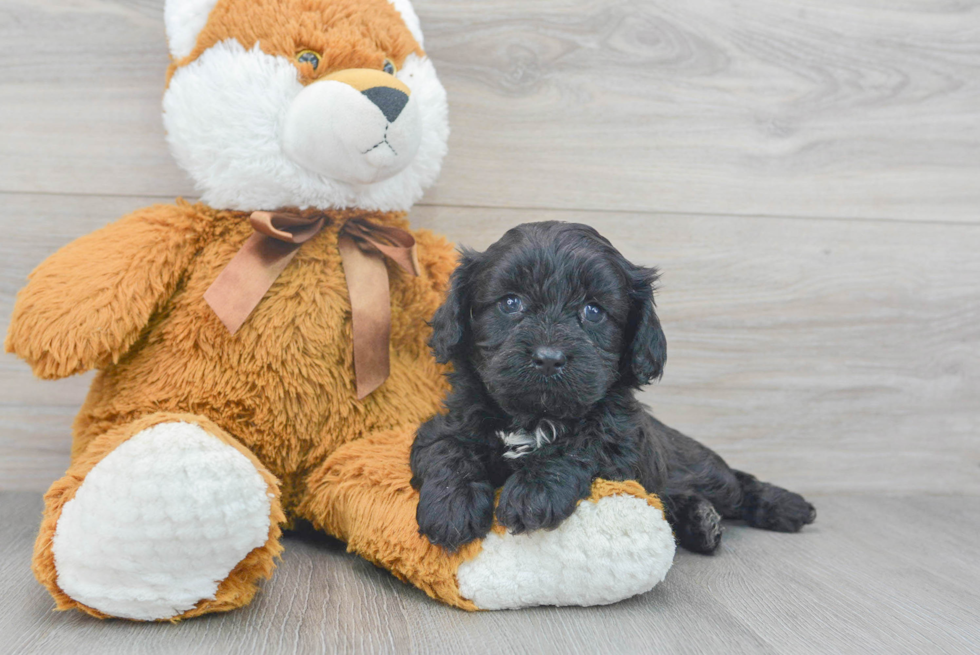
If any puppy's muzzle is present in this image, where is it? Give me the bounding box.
[532,346,566,377]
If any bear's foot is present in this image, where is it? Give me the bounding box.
[34,414,284,620]
[304,428,675,611]
[457,480,675,609]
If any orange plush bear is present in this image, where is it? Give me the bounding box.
[6,0,674,620]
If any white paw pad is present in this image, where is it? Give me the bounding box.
[457,494,675,610]
[52,422,272,620]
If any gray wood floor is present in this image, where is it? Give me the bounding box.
[1,0,979,652]
[3,492,979,655]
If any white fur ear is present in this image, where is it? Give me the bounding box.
[389,0,424,47]
[165,0,221,59]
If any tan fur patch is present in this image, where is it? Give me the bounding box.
[168,0,423,84]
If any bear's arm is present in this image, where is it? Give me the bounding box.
[4,203,210,379]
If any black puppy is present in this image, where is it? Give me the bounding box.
[410,222,816,554]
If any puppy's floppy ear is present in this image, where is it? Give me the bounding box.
[623,266,667,386]
[429,248,480,364]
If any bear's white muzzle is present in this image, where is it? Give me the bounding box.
[281,70,422,186]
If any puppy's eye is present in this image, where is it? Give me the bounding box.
[583,303,605,323]
[297,50,321,70]
[498,295,524,315]
[383,58,397,75]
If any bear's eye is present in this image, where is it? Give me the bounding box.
[498,295,524,315]
[583,303,605,323]
[297,50,321,70]
[383,58,397,75]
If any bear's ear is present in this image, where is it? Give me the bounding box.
[388,0,425,47]
[164,0,221,60]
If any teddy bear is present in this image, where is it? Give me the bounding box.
[5,0,675,620]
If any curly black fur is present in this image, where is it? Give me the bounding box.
[410,221,816,553]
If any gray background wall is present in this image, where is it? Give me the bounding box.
[1,0,978,496]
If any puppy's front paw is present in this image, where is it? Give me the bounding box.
[495,472,586,534]
[416,478,495,552]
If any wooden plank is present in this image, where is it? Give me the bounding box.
[3,492,978,653]
[0,1,185,197]
[681,494,980,654]
[2,193,979,493]
[425,0,980,222]
[0,0,978,222]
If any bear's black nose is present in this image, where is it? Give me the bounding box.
[362,86,409,123]
[532,347,567,376]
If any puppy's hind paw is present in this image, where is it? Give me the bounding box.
[672,495,723,554]
[741,482,816,533]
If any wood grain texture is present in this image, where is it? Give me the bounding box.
[0,0,978,221]
[4,193,978,494]
[2,491,978,654]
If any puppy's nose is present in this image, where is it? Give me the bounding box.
[362,86,409,123]
[532,346,567,376]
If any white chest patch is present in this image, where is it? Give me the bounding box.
[497,421,558,459]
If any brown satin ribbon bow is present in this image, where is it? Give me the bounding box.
[203,209,420,399]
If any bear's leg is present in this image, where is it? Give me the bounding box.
[299,426,675,610]
[33,412,284,621]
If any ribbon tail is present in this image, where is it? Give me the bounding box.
[359,236,421,278]
[204,233,301,334]
[338,232,392,399]
[343,221,421,277]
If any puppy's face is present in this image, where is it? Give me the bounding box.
[431,222,667,421]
